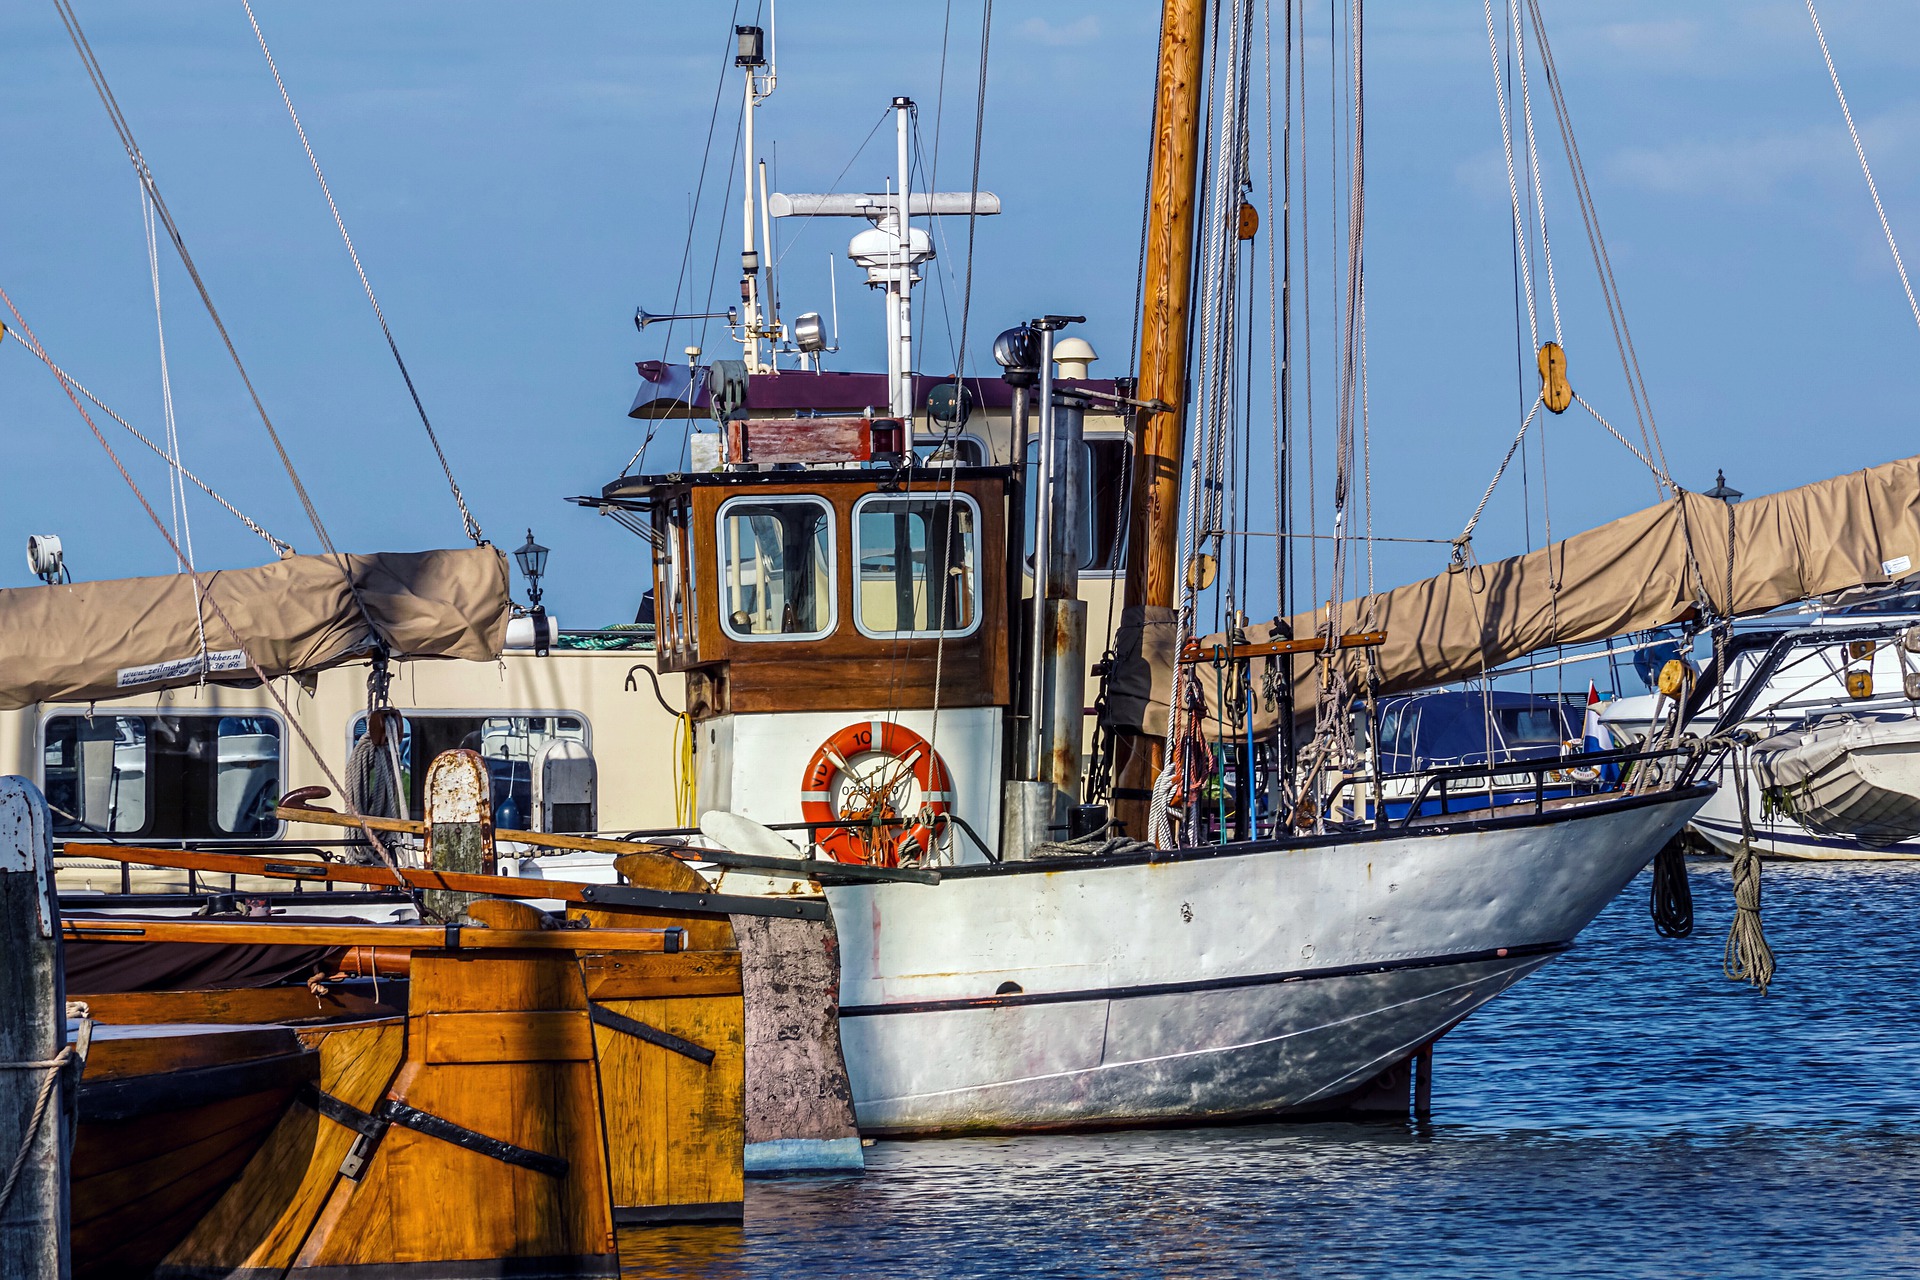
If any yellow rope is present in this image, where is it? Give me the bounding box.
[673,714,698,828]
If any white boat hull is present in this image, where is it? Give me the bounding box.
[828,788,1707,1133]
[1750,716,1920,846]
[1691,752,1920,861]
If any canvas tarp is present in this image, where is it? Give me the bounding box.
[1104,454,1920,738]
[0,547,510,710]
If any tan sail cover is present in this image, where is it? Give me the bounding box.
[1106,453,1920,737]
[0,547,510,710]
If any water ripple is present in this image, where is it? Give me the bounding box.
[622,861,1920,1278]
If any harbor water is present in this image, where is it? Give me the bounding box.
[621,860,1920,1278]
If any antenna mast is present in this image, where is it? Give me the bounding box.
[736,12,777,373]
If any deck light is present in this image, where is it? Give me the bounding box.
[1705,469,1742,504]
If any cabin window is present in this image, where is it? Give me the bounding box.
[853,494,982,638]
[716,496,836,641]
[348,712,592,831]
[41,712,282,840]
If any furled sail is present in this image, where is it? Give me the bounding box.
[1106,453,1920,737]
[0,547,510,710]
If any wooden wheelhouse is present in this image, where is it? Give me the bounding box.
[602,465,1012,722]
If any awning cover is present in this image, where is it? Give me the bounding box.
[1105,453,1920,737]
[0,547,509,710]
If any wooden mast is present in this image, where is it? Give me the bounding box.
[1113,0,1210,839]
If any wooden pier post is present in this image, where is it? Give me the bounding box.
[423,749,494,921]
[0,776,68,1279]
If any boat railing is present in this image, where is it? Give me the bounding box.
[1323,741,1704,829]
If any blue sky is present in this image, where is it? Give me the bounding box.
[3,2,1918,628]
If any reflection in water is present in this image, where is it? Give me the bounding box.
[623,862,1920,1278]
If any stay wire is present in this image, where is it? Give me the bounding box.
[0,285,404,877]
[951,0,993,382]
[634,5,743,472]
[241,0,486,547]
[924,0,991,838]
[52,0,350,570]
[140,180,208,666]
[140,180,192,575]
[18,354,292,556]
[1522,0,1672,499]
[1804,0,1920,338]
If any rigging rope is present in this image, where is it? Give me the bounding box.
[1803,0,1920,338]
[1482,0,1539,349]
[52,0,356,570]
[0,285,408,882]
[1455,397,1543,553]
[140,184,193,573]
[1153,0,1257,847]
[1508,0,1560,346]
[1522,0,1673,500]
[241,0,486,547]
[141,180,210,670]
[20,357,293,557]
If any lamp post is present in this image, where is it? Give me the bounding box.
[514,529,549,609]
[514,530,551,656]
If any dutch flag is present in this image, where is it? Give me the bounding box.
[1582,682,1619,784]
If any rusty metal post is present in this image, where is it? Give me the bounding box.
[0,776,68,1279]
[1037,395,1090,813]
[423,750,495,921]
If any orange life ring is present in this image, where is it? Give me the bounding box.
[800,720,955,867]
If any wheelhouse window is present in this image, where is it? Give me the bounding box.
[717,496,836,640]
[348,712,591,831]
[853,493,981,638]
[42,712,282,840]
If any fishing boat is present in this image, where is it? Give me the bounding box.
[11,2,1918,1142]
[4,769,751,1279]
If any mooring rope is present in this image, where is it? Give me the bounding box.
[0,1005,89,1219]
[1725,745,1776,993]
[1649,834,1694,938]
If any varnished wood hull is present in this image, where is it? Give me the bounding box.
[73,1040,315,1279]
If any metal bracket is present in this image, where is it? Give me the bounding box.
[588,1003,716,1066]
[304,1085,569,1180]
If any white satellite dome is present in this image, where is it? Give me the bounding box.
[1052,336,1098,379]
